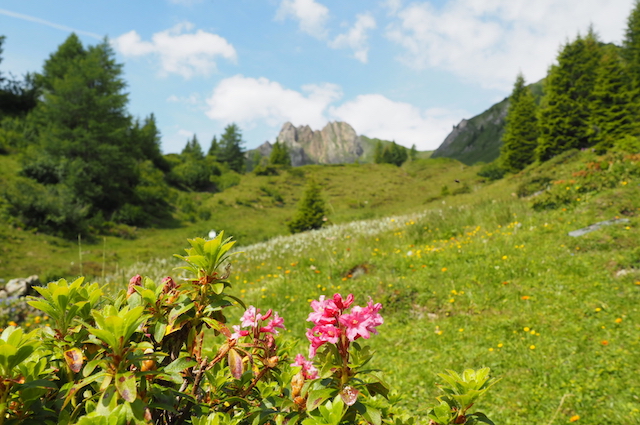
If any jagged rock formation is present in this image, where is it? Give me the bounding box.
[256,141,273,157]
[276,121,364,166]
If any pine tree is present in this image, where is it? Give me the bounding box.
[288,179,327,234]
[409,144,418,161]
[500,73,539,172]
[381,142,408,166]
[269,140,291,166]
[537,30,602,161]
[207,135,219,157]
[28,35,136,214]
[589,45,640,151]
[373,141,384,164]
[623,0,640,89]
[219,123,245,173]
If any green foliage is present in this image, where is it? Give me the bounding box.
[288,179,327,233]
[218,124,245,173]
[588,45,640,152]
[373,141,384,164]
[500,73,539,172]
[1,234,458,424]
[477,162,506,181]
[182,135,205,161]
[537,30,602,161]
[622,0,640,88]
[269,141,291,167]
[427,368,498,425]
[379,142,408,167]
[3,176,89,237]
[615,133,640,153]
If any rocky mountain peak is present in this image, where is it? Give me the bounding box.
[276,121,364,166]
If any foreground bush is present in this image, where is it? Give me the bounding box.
[0,233,497,424]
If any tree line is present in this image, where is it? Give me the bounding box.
[0,34,247,237]
[498,3,640,174]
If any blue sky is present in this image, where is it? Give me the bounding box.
[0,0,634,153]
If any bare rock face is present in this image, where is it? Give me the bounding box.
[276,121,364,166]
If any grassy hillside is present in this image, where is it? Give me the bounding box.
[81,148,638,424]
[0,156,474,282]
[4,148,640,424]
[432,79,544,165]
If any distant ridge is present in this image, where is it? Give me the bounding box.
[431,79,544,165]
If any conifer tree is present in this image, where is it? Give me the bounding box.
[589,45,640,151]
[269,140,291,166]
[623,0,640,89]
[288,179,327,234]
[27,35,136,215]
[207,135,219,157]
[373,141,384,164]
[500,73,539,172]
[409,144,418,161]
[219,123,245,173]
[537,30,602,161]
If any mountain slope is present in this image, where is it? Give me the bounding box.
[432,79,544,165]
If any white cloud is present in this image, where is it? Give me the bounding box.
[386,0,634,90]
[205,75,341,129]
[275,0,330,38]
[330,13,377,63]
[329,94,463,150]
[205,75,462,150]
[113,22,237,79]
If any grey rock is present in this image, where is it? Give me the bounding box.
[276,121,363,166]
[4,275,40,297]
[568,218,630,237]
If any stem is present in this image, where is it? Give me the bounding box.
[0,386,10,425]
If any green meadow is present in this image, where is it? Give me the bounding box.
[11,148,634,424]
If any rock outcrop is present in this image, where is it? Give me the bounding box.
[276,121,364,166]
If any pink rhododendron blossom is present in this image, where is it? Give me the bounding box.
[260,312,286,334]
[305,324,341,357]
[241,306,262,327]
[339,306,373,341]
[230,325,250,340]
[307,296,339,325]
[291,354,318,379]
[333,293,354,310]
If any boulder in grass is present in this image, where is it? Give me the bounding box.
[3,275,40,298]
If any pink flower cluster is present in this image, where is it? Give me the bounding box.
[231,306,285,340]
[305,293,383,358]
[291,354,319,379]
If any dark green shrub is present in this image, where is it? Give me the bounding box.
[477,162,506,181]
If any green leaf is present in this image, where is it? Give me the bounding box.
[306,388,335,412]
[361,405,381,425]
[115,372,137,403]
[164,356,197,374]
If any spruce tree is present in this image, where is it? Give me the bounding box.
[28,35,136,215]
[623,0,640,89]
[269,140,291,166]
[500,73,539,172]
[207,135,219,157]
[288,179,327,233]
[589,45,640,151]
[373,141,383,164]
[409,144,418,161]
[537,30,602,161]
[219,123,245,173]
